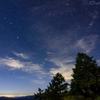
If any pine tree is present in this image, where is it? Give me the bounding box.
[70,52,100,98]
[33,88,44,100]
[44,73,68,100]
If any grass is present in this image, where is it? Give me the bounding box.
[63,95,100,100]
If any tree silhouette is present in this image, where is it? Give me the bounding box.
[33,88,44,100]
[70,52,100,98]
[45,73,68,100]
[33,73,68,100]
[33,52,100,100]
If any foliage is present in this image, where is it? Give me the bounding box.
[33,73,68,100]
[64,95,75,100]
[33,52,100,100]
[70,52,100,98]
[86,97,93,100]
[33,88,44,100]
[76,95,85,100]
[44,73,68,100]
[95,96,100,100]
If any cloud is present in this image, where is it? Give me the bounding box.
[18,76,25,79]
[31,79,45,85]
[33,18,98,80]
[28,7,98,80]
[22,62,42,72]
[89,11,99,26]
[13,52,29,59]
[49,58,74,80]
[76,35,97,53]
[47,52,54,55]
[0,57,42,72]
[44,34,97,80]
[0,57,24,69]
[97,60,100,65]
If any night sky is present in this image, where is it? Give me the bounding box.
[0,0,100,97]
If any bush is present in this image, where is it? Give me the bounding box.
[64,95,85,100]
[64,95,76,100]
[95,96,100,100]
[86,97,92,100]
[78,95,85,100]
[73,95,85,100]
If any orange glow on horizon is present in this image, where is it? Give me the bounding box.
[0,95,32,98]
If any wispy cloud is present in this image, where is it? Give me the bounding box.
[88,11,99,28]
[0,57,24,69]
[0,57,42,73]
[31,79,45,85]
[44,34,97,80]
[13,52,29,59]
[97,60,100,65]
[47,52,54,55]
[29,9,98,80]
[49,58,74,80]
[76,35,97,53]
[18,76,25,79]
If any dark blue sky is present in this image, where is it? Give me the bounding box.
[0,0,100,97]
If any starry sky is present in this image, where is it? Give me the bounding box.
[0,0,100,97]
